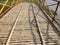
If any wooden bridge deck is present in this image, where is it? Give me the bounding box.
[0,3,60,45]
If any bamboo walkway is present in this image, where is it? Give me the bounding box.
[0,3,60,45]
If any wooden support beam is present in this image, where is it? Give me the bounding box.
[55,2,60,13]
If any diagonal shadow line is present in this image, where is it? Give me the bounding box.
[31,3,59,45]
[27,5,37,45]
[38,14,47,20]
[46,34,59,45]
[31,13,47,27]
[30,7,47,25]
[46,22,59,45]
[50,22,60,36]
[46,22,50,45]
[46,35,59,45]
[30,9,40,23]
[31,3,58,45]
[31,4,44,45]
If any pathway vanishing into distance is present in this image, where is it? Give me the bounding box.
[0,3,60,45]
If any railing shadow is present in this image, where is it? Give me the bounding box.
[27,5,37,45]
[46,22,59,45]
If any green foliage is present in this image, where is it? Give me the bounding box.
[43,6,51,15]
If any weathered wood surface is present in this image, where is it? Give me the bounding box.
[0,3,60,45]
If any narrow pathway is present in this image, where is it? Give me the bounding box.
[0,3,60,45]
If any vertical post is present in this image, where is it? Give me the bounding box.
[55,2,59,13]
[53,2,59,21]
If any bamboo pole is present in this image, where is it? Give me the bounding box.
[11,0,15,7]
[0,3,11,7]
[0,0,9,14]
